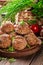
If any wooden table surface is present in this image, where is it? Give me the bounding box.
[0,47,43,65]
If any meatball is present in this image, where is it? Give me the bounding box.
[15,11,34,22]
[0,27,4,35]
[15,22,32,35]
[0,34,11,48]
[1,23,14,33]
[0,30,4,35]
[25,33,41,46]
[12,35,27,50]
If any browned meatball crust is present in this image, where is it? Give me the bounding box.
[15,11,34,22]
[1,23,14,33]
[25,33,41,46]
[12,35,27,50]
[15,22,32,35]
[0,30,4,35]
[0,27,4,35]
[0,34,11,48]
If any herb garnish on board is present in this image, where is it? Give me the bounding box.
[0,0,38,21]
[0,0,43,22]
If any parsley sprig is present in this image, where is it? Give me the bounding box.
[0,57,16,63]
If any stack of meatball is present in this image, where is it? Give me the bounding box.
[0,20,41,51]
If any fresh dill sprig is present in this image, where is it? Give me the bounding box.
[32,0,43,18]
[0,0,36,21]
[0,0,43,22]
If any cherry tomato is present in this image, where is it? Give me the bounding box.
[30,24,40,33]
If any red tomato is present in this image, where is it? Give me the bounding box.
[30,24,40,33]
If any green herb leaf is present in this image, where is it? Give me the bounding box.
[1,57,7,60]
[0,57,7,61]
[12,36,15,43]
[26,44,31,48]
[0,57,2,61]
[42,41,43,44]
[8,58,16,63]
[20,20,25,25]
[0,57,16,63]
[32,0,43,18]
[27,20,36,25]
[7,46,15,52]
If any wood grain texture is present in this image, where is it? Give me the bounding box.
[0,55,35,65]
[30,47,43,65]
[10,55,35,65]
[0,60,7,65]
